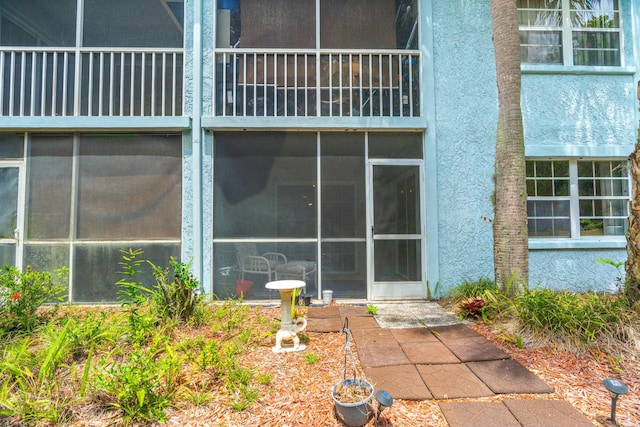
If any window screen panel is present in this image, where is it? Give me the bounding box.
[83,0,183,47]
[0,134,24,159]
[27,136,73,240]
[213,131,316,239]
[0,0,76,46]
[321,133,366,238]
[72,243,180,302]
[320,0,396,49]
[77,134,182,239]
[368,132,423,159]
[239,0,315,48]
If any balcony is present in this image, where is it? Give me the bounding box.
[214,49,420,118]
[0,47,183,117]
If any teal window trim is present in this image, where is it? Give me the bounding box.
[525,146,635,158]
[529,238,626,250]
[521,64,635,75]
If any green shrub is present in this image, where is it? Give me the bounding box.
[449,277,498,302]
[95,344,184,424]
[148,257,203,323]
[116,248,156,345]
[514,288,636,353]
[60,310,119,359]
[449,277,506,321]
[0,265,67,335]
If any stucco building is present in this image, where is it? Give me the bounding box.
[0,0,638,302]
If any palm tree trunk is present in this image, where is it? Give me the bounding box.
[624,82,640,304]
[490,0,528,295]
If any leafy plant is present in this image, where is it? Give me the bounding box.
[449,277,506,321]
[365,304,378,315]
[426,280,440,300]
[116,248,154,345]
[513,288,635,354]
[0,322,75,424]
[304,352,320,365]
[291,287,301,310]
[448,277,498,302]
[596,258,625,296]
[61,310,118,358]
[0,265,67,336]
[148,257,204,323]
[456,297,486,319]
[95,344,184,424]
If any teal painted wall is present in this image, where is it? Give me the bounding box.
[431,1,497,294]
[430,0,636,294]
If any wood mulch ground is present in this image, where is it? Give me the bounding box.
[69,306,638,427]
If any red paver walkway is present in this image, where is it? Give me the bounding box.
[308,305,595,427]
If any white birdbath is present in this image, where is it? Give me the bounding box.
[266,280,307,353]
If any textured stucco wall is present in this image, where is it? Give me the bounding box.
[530,250,623,293]
[522,74,636,149]
[431,0,635,295]
[431,1,497,296]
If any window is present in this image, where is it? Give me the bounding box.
[517,0,621,66]
[526,159,629,238]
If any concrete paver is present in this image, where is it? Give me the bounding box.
[306,316,344,333]
[357,343,411,368]
[352,328,398,346]
[440,335,511,362]
[400,340,461,364]
[417,363,495,399]
[467,359,555,394]
[364,365,433,400]
[390,327,440,343]
[431,324,485,339]
[439,402,521,427]
[307,305,341,319]
[338,305,372,319]
[342,315,379,331]
[375,302,462,328]
[503,399,595,427]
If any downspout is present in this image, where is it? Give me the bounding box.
[192,0,204,286]
[422,0,440,298]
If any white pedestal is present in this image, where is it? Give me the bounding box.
[265,280,307,353]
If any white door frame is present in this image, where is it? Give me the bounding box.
[367,159,426,300]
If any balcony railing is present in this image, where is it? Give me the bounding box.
[214,49,420,118]
[0,48,183,117]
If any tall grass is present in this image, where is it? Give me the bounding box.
[514,288,637,353]
[448,278,639,356]
[448,277,498,302]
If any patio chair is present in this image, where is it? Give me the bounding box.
[235,243,287,282]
